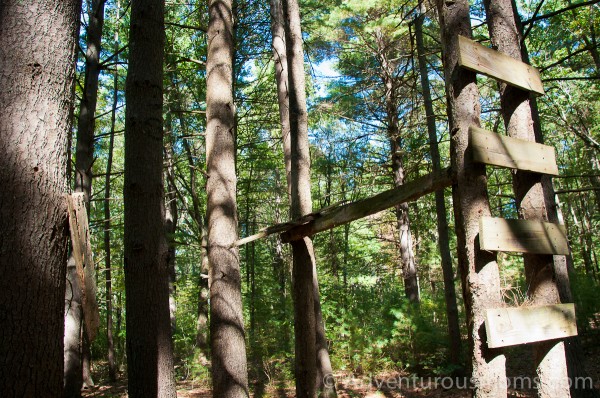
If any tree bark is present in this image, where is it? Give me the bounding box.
[483,0,572,395]
[123,0,177,395]
[206,0,250,395]
[436,0,508,395]
[414,5,462,367]
[0,0,80,395]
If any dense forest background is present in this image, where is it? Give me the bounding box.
[71,0,600,393]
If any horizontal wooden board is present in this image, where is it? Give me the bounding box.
[470,126,559,175]
[485,304,577,348]
[479,217,570,255]
[458,35,545,95]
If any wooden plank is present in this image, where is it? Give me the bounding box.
[458,35,545,95]
[484,304,577,348]
[231,168,453,247]
[479,217,570,255]
[67,193,100,341]
[470,126,559,175]
[280,168,453,243]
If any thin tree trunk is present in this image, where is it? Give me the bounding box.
[165,139,178,335]
[436,0,508,395]
[379,39,420,303]
[0,0,80,395]
[414,5,462,367]
[167,79,210,355]
[273,0,337,396]
[196,219,210,353]
[103,2,120,379]
[206,0,249,395]
[104,58,118,381]
[181,139,209,354]
[123,0,177,395]
[273,171,290,350]
[483,0,571,395]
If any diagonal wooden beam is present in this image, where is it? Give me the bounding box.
[231,168,453,247]
[281,167,453,242]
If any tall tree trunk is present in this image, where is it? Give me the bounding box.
[0,0,80,395]
[483,0,572,395]
[378,34,420,303]
[206,0,249,395]
[436,0,508,396]
[414,5,462,367]
[104,81,118,382]
[273,0,337,396]
[103,1,121,379]
[65,0,106,394]
[270,0,293,199]
[123,0,177,395]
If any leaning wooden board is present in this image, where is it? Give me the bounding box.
[470,126,559,175]
[485,304,577,348]
[67,193,100,341]
[458,35,545,96]
[479,217,570,255]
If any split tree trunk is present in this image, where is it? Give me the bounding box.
[0,0,80,395]
[123,0,177,395]
[436,0,507,395]
[275,0,337,396]
[206,0,250,395]
[414,5,462,367]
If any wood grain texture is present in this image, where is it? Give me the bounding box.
[67,193,100,341]
[479,217,570,255]
[470,126,559,175]
[484,304,577,348]
[458,35,545,95]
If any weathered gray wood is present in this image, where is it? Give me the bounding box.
[231,168,453,247]
[281,168,453,243]
[470,126,559,175]
[484,304,577,348]
[479,217,570,255]
[458,35,545,95]
[67,193,99,341]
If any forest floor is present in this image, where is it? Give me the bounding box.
[83,329,600,398]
